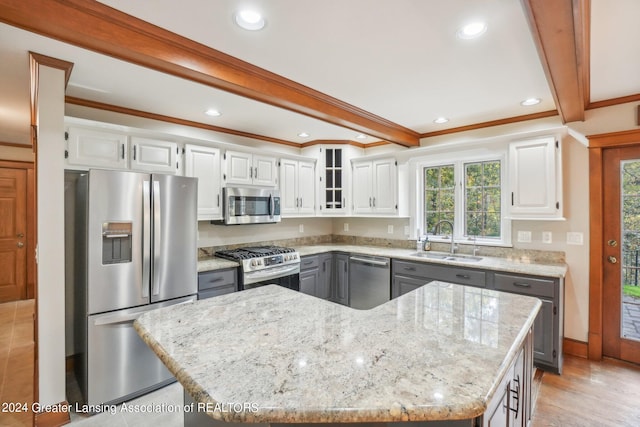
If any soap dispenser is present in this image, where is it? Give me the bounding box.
[423,235,431,251]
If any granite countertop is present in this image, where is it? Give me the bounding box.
[198,244,567,278]
[134,283,541,423]
[295,244,567,278]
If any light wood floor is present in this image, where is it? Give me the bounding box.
[531,354,640,426]
[4,299,640,426]
[0,299,35,427]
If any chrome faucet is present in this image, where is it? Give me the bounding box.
[432,219,457,254]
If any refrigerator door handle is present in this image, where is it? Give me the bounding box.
[93,299,195,326]
[152,180,162,296]
[142,180,151,299]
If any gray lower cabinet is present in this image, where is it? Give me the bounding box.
[494,272,562,373]
[392,259,486,298]
[300,254,333,299]
[331,252,349,306]
[300,255,320,297]
[197,268,237,300]
[391,259,563,374]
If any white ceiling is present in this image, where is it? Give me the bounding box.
[0,0,638,147]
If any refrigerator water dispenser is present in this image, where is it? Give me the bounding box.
[101,222,132,264]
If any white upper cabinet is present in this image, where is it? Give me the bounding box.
[224,150,277,187]
[66,126,128,169]
[280,158,315,216]
[184,144,222,220]
[508,136,563,219]
[351,157,397,215]
[130,137,179,174]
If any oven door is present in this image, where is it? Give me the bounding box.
[242,264,300,291]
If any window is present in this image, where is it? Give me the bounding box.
[464,160,501,238]
[421,157,507,245]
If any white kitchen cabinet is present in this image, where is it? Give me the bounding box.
[508,136,563,219]
[130,137,179,174]
[224,150,277,187]
[66,126,128,169]
[280,158,315,216]
[184,144,222,220]
[351,157,397,215]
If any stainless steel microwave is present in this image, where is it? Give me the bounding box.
[221,187,281,225]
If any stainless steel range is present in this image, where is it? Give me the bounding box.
[215,246,300,291]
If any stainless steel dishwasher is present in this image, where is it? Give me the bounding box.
[349,255,391,309]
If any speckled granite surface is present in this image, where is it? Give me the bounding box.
[198,243,567,278]
[134,283,541,423]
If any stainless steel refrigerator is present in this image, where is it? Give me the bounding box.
[65,169,197,406]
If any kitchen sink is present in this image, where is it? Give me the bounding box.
[410,252,483,263]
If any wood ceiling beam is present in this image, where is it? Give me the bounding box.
[0,0,420,147]
[521,0,589,123]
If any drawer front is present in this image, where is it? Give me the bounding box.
[392,260,485,288]
[300,255,320,271]
[198,268,237,291]
[427,264,486,287]
[198,284,236,300]
[494,273,554,298]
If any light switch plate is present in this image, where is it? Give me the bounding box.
[404,225,410,236]
[517,231,532,243]
[542,231,552,244]
[299,224,304,233]
[388,225,394,234]
[343,223,349,232]
[567,232,584,245]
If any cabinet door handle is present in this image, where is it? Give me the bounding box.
[373,197,376,207]
[404,266,416,271]
[207,277,224,283]
[369,197,372,207]
[509,375,520,418]
[455,274,470,280]
[217,194,220,207]
[303,260,313,265]
[250,167,253,178]
[133,145,137,161]
[121,143,125,159]
[513,282,531,288]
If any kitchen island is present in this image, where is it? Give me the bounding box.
[134,282,541,427]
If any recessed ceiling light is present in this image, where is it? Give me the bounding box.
[457,22,487,39]
[298,132,310,138]
[520,98,541,106]
[433,117,449,124]
[234,9,265,31]
[205,109,222,117]
[356,134,367,139]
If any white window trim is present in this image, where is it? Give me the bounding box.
[416,151,511,248]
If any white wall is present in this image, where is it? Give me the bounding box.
[37,65,66,406]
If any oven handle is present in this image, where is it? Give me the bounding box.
[244,264,300,285]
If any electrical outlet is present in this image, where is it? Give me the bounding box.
[517,231,532,243]
[344,223,349,232]
[387,225,394,234]
[404,225,410,236]
[299,224,304,233]
[567,232,584,245]
[542,231,552,244]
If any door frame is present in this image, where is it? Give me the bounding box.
[0,158,36,300]
[588,129,640,360]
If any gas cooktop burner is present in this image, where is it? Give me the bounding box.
[215,246,296,260]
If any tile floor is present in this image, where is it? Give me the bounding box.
[0,299,35,427]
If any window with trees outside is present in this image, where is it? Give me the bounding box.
[422,158,506,244]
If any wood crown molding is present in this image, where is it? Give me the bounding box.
[587,128,640,148]
[0,0,419,147]
[420,110,558,139]
[66,96,301,148]
[587,93,640,110]
[521,0,588,123]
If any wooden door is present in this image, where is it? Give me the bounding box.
[602,145,640,363]
[0,167,27,302]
